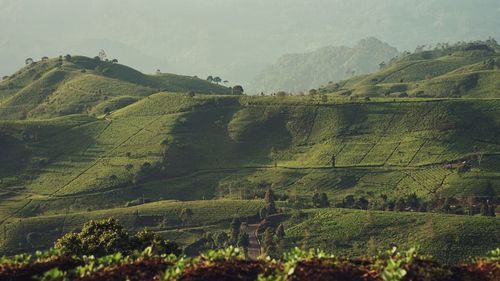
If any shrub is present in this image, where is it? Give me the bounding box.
[54,218,180,257]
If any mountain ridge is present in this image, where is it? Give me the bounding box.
[249,37,399,93]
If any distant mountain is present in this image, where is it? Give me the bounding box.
[249,38,399,93]
[319,39,500,98]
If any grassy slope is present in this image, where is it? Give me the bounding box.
[0,52,499,261]
[285,208,500,264]
[0,56,231,119]
[1,96,499,208]
[320,45,500,98]
[0,199,263,255]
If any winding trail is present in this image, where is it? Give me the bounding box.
[245,223,261,260]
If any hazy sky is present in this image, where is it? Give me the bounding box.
[1,0,499,84]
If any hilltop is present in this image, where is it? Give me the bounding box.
[0,55,232,119]
[319,39,500,98]
[249,38,399,93]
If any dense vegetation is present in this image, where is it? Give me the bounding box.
[0,242,498,281]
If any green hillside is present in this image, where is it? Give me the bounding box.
[284,208,499,264]
[0,199,263,255]
[0,56,231,119]
[319,41,500,98]
[0,53,499,263]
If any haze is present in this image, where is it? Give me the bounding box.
[1,0,499,89]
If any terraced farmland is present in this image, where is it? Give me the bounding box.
[0,50,499,263]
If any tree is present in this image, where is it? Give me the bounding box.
[386,200,395,211]
[263,228,275,251]
[215,232,229,249]
[99,49,107,61]
[309,89,318,96]
[343,195,356,208]
[111,59,118,63]
[275,224,286,255]
[276,224,285,239]
[54,218,129,256]
[259,207,268,219]
[488,204,496,217]
[442,197,452,213]
[321,94,328,103]
[319,193,329,208]
[262,228,279,258]
[395,198,406,212]
[266,243,279,259]
[480,200,495,217]
[264,189,277,215]
[232,85,244,95]
[481,202,489,216]
[206,76,214,83]
[54,219,181,256]
[179,208,193,226]
[357,197,369,210]
[25,58,34,65]
[230,218,241,245]
[312,192,321,207]
[132,228,181,256]
[237,232,250,251]
[406,193,420,211]
[203,232,216,249]
[213,76,222,84]
[276,91,287,98]
[64,54,72,61]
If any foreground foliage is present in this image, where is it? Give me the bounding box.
[0,247,498,281]
[54,219,181,257]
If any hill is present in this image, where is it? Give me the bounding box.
[284,208,499,264]
[0,49,499,263]
[0,55,232,119]
[319,39,500,98]
[0,94,499,260]
[249,38,399,93]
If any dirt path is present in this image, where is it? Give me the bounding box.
[246,223,261,260]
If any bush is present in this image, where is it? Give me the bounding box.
[131,229,181,256]
[54,218,180,257]
[54,218,129,256]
